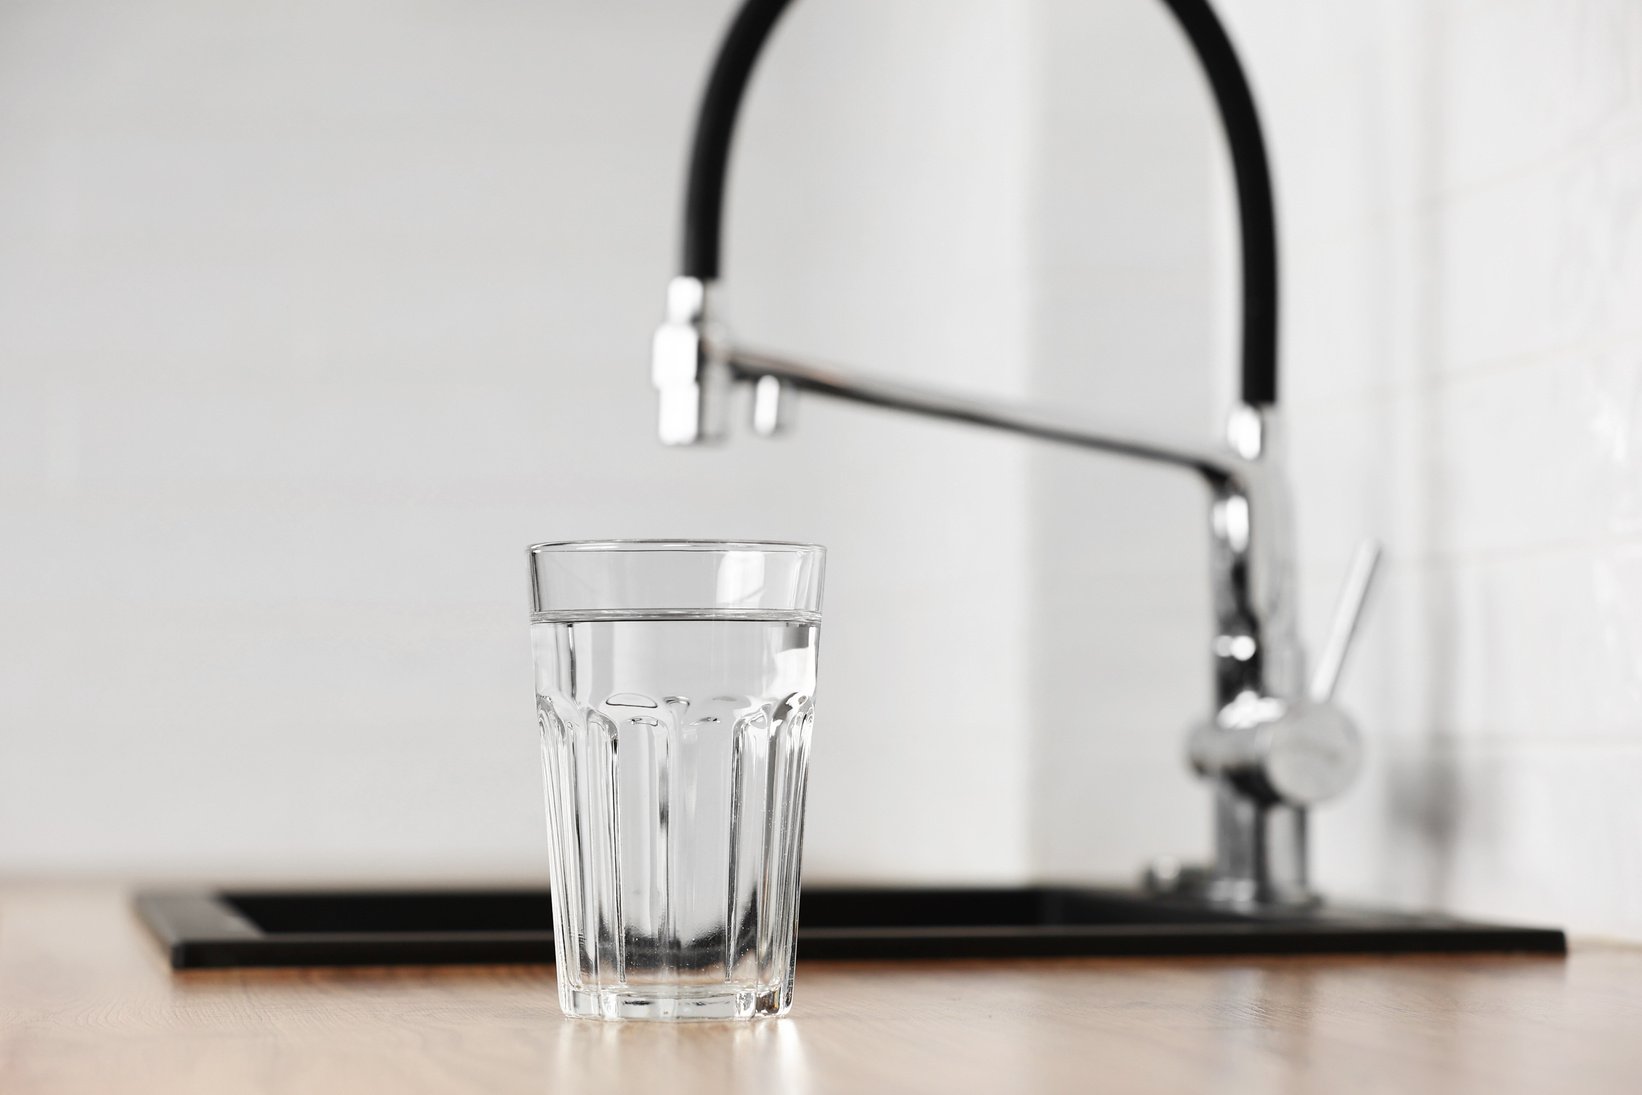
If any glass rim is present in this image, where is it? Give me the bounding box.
[527,538,824,556]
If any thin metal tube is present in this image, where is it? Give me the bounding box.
[726,346,1250,484]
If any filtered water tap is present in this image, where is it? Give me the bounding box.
[650,0,1377,906]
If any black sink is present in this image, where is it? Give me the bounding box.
[135,885,1565,969]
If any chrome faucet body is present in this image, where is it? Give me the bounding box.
[654,279,1369,906]
[649,0,1377,906]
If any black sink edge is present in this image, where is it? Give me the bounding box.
[134,886,1568,970]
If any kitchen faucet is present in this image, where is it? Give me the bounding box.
[651,0,1379,907]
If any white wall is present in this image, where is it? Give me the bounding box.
[5,0,1640,942]
[1203,0,1642,939]
[0,0,1036,884]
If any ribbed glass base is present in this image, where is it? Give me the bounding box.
[560,983,790,1021]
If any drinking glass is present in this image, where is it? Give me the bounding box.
[528,540,825,1020]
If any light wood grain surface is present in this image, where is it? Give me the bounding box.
[0,887,1637,1094]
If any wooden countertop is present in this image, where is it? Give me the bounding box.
[1,887,1638,1094]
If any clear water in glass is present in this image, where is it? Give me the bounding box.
[532,609,818,1020]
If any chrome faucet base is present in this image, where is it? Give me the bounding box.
[1143,862,1322,910]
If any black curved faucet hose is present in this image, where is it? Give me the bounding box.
[676,0,1280,406]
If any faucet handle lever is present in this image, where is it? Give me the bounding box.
[1309,539,1382,703]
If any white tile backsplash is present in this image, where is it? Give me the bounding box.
[1438,0,1642,195]
[1027,0,1642,939]
[1213,0,1642,937]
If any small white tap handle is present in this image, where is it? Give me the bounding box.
[1310,540,1382,703]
